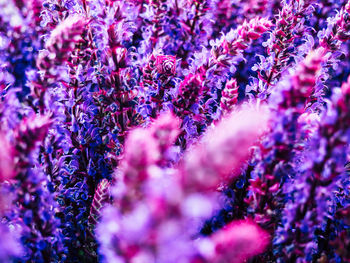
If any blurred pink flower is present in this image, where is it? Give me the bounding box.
[208,219,269,263]
[182,106,270,192]
[291,48,325,98]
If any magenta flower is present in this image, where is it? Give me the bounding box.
[155,55,177,75]
[221,17,272,56]
[205,219,269,263]
[182,106,269,192]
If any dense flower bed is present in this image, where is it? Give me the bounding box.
[0,0,350,262]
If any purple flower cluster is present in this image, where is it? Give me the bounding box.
[0,0,350,262]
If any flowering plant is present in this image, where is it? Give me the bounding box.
[1,0,350,262]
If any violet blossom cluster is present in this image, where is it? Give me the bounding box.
[0,0,350,262]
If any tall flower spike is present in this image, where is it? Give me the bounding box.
[320,0,350,51]
[291,48,325,97]
[45,15,87,53]
[182,106,269,192]
[38,15,87,71]
[275,48,326,110]
[220,17,273,57]
[11,114,63,261]
[255,0,316,92]
[32,14,87,113]
[235,49,326,240]
[275,73,350,261]
[189,16,272,76]
[174,16,272,146]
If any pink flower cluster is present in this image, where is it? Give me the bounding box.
[99,107,270,263]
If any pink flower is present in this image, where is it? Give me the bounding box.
[207,219,269,263]
[181,106,269,192]
[155,55,177,75]
[221,17,272,56]
[290,48,326,99]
